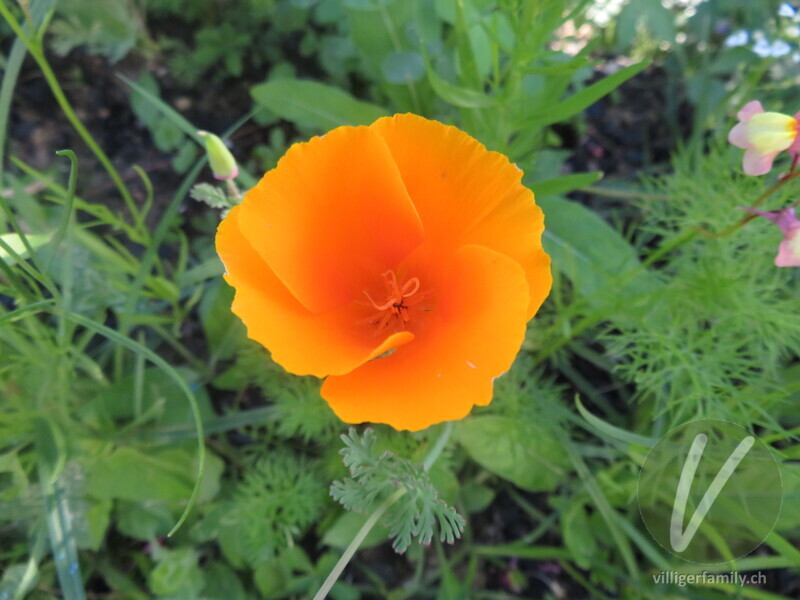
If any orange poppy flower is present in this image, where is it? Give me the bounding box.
[216,114,551,431]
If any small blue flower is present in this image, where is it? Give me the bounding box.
[752,38,793,58]
[724,30,749,47]
[753,38,773,57]
[779,2,796,18]
[771,39,793,57]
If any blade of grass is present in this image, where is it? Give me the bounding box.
[11,156,143,242]
[0,0,54,189]
[575,396,655,447]
[114,110,259,376]
[118,76,258,189]
[555,427,640,578]
[472,544,572,560]
[45,150,78,273]
[117,73,203,143]
[61,311,205,537]
[114,159,204,376]
[11,526,46,600]
[521,61,650,129]
[139,407,278,443]
[0,1,144,236]
[41,472,86,600]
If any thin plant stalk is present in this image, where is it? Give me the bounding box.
[0,0,145,237]
[313,422,455,600]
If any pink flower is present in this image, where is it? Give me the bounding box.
[740,206,800,267]
[728,101,800,175]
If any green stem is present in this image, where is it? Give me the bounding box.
[0,0,144,236]
[313,421,455,600]
[312,488,405,600]
[699,169,800,239]
[423,421,454,471]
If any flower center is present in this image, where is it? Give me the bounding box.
[748,112,799,154]
[359,270,430,332]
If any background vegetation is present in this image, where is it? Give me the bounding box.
[1,0,799,598]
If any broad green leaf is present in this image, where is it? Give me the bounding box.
[562,501,599,570]
[0,232,51,266]
[422,47,494,108]
[251,79,388,130]
[520,61,650,129]
[86,447,222,504]
[538,196,659,303]
[200,279,246,362]
[149,547,204,597]
[461,481,495,513]
[456,416,569,492]
[99,367,214,428]
[80,498,112,551]
[382,51,425,84]
[530,171,603,198]
[254,561,287,597]
[117,501,176,541]
[202,562,248,600]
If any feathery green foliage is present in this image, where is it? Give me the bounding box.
[331,428,465,554]
[605,145,800,425]
[207,452,327,566]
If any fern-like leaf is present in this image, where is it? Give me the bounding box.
[330,428,465,554]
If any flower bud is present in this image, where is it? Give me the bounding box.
[198,131,239,180]
[740,206,800,267]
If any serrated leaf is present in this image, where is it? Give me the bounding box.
[51,0,137,62]
[331,429,465,554]
[190,183,231,209]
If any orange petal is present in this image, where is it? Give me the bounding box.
[236,125,424,314]
[321,244,530,431]
[216,206,414,377]
[370,113,551,318]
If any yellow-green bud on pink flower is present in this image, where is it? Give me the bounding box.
[198,131,239,180]
[728,101,800,175]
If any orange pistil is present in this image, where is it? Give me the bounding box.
[361,270,425,331]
